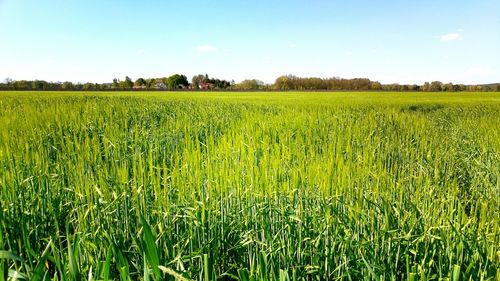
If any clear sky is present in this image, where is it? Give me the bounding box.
[0,0,499,85]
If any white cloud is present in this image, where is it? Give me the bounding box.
[137,49,145,54]
[440,33,462,42]
[289,43,297,49]
[196,45,218,53]
[465,67,496,77]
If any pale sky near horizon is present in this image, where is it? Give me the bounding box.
[0,0,499,85]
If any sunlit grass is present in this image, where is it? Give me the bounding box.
[0,91,499,280]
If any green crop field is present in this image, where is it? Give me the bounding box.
[0,91,499,280]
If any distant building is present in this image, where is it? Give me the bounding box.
[198,82,214,90]
[154,80,167,89]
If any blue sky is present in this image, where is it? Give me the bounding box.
[0,0,499,84]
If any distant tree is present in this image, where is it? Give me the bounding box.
[166,74,189,89]
[370,81,382,91]
[1,78,13,89]
[455,84,465,91]
[190,74,230,89]
[73,83,84,90]
[31,80,49,90]
[125,76,133,88]
[100,83,111,90]
[422,82,431,92]
[191,74,207,89]
[390,83,401,91]
[112,78,120,89]
[146,78,156,89]
[234,79,264,90]
[443,83,454,92]
[12,80,31,90]
[429,81,443,92]
[328,77,342,90]
[209,78,231,89]
[351,78,371,90]
[408,84,418,91]
[274,75,292,90]
[83,82,96,91]
[120,76,133,89]
[134,78,147,87]
[305,77,326,90]
[61,81,74,90]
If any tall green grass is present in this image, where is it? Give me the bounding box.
[0,92,499,280]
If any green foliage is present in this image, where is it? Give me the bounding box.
[430,81,443,92]
[135,78,147,88]
[167,74,189,89]
[191,74,231,89]
[121,76,133,89]
[233,79,265,90]
[0,91,498,280]
[1,77,497,92]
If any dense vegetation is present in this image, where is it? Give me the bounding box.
[0,91,499,280]
[1,75,499,92]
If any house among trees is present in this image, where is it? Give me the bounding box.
[154,80,167,89]
[198,82,215,90]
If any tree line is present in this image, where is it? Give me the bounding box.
[271,75,499,92]
[0,74,498,92]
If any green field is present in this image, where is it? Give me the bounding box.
[0,91,499,280]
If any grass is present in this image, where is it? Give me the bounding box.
[0,91,499,280]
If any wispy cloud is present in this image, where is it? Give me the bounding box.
[465,67,496,77]
[137,49,145,54]
[289,43,297,49]
[440,33,462,42]
[196,45,218,53]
